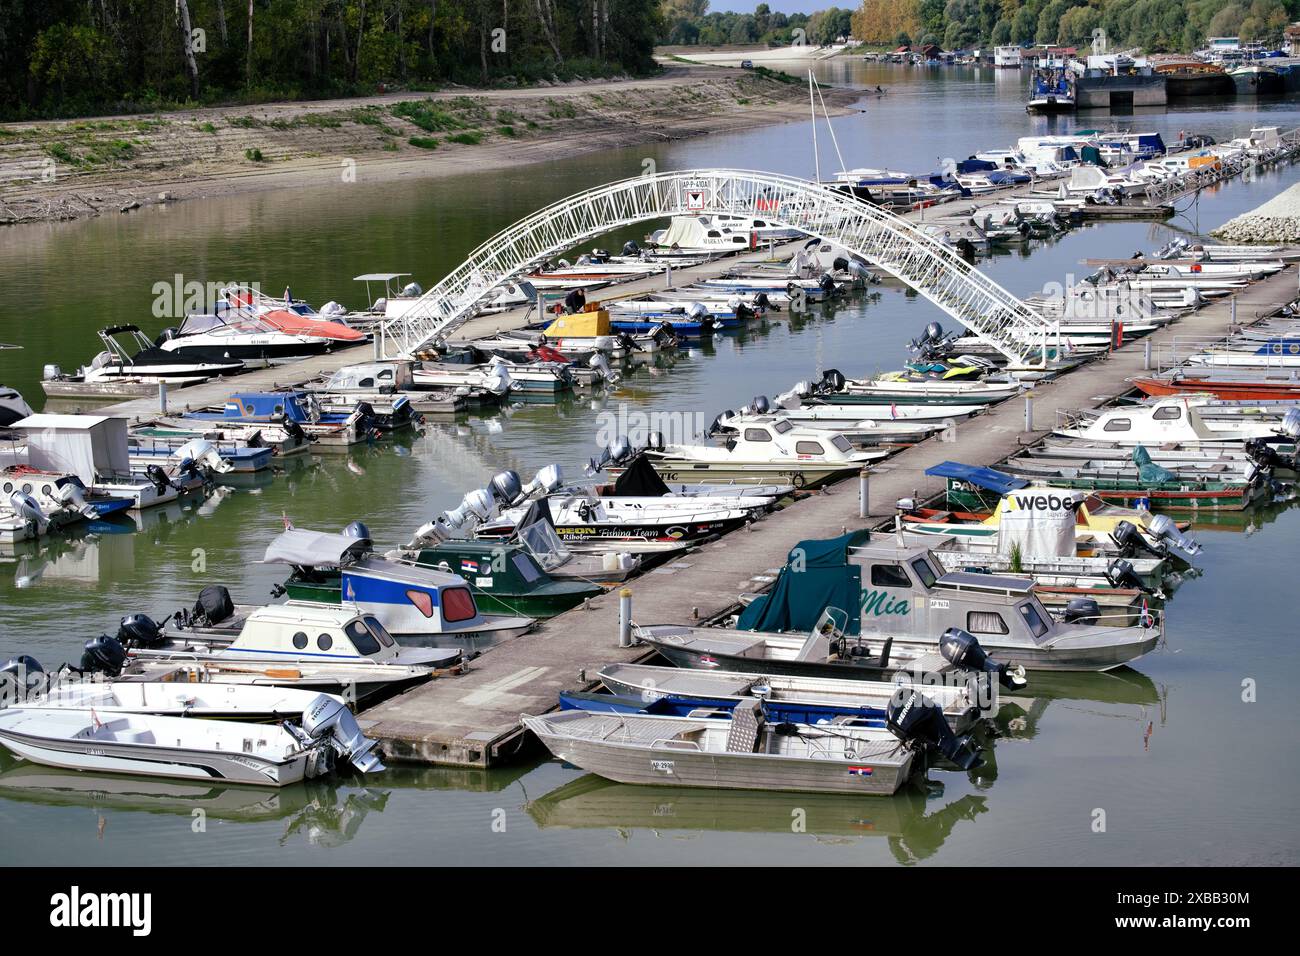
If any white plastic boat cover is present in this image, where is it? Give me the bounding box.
[996,493,1075,559]
[16,414,130,483]
[262,528,371,567]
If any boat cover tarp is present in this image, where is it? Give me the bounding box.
[612,454,671,497]
[262,528,370,567]
[736,530,868,635]
[996,496,1075,559]
[924,461,1029,494]
[17,414,130,483]
[1132,445,1175,484]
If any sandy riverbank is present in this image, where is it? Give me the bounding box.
[0,64,857,227]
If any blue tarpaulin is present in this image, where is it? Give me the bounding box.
[924,461,1028,494]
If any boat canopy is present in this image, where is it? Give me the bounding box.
[14,414,131,483]
[924,461,1029,494]
[263,528,371,567]
[737,530,869,635]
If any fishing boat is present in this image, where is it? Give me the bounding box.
[644,532,1160,672]
[1053,397,1294,447]
[42,325,243,390]
[592,662,985,731]
[1026,63,1075,113]
[265,525,535,644]
[1130,370,1300,402]
[607,417,883,490]
[523,706,922,796]
[804,364,1022,407]
[991,461,1266,511]
[0,697,382,787]
[411,357,514,400]
[710,404,944,446]
[477,493,756,546]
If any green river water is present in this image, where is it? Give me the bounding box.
[1,61,1298,865]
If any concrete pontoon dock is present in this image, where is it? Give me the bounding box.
[359,264,1300,768]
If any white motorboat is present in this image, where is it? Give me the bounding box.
[1055,397,1297,446]
[412,357,513,398]
[712,406,943,445]
[159,312,333,364]
[44,325,244,386]
[477,493,757,546]
[0,697,383,787]
[610,416,885,489]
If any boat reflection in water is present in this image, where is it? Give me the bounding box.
[0,751,389,849]
[526,774,988,865]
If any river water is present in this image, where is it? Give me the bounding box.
[1,61,1298,865]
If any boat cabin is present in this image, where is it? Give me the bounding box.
[228,602,407,662]
[264,528,494,635]
[323,361,414,393]
[713,415,856,460]
[1063,397,1239,444]
[738,532,1077,657]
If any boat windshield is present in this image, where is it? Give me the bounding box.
[344,620,381,655]
[772,419,794,434]
[830,435,853,453]
[517,519,572,571]
[1017,601,1051,641]
[363,615,397,648]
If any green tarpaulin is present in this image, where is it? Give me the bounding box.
[736,530,867,635]
[1133,445,1175,484]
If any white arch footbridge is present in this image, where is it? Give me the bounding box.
[381,169,1053,364]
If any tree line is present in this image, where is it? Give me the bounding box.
[660,1,855,47]
[850,0,1298,52]
[0,0,663,120]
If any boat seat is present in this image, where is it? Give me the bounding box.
[725,698,764,753]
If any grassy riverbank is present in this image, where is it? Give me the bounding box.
[0,64,849,227]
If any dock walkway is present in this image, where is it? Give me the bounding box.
[360,265,1300,767]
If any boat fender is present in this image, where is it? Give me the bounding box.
[886,688,983,770]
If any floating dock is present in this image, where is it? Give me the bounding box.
[359,264,1300,767]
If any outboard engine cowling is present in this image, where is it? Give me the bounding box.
[8,492,48,536]
[0,655,45,704]
[117,613,165,649]
[489,470,524,507]
[621,240,641,257]
[300,694,385,773]
[938,626,1028,691]
[1111,520,1160,557]
[81,636,127,677]
[191,586,235,627]
[751,395,771,415]
[1280,407,1300,439]
[885,688,983,770]
[1105,557,1149,593]
[342,520,372,543]
[1146,513,1201,558]
[1063,597,1101,624]
[145,464,172,494]
[820,369,847,393]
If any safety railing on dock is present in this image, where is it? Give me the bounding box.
[1142,127,1300,205]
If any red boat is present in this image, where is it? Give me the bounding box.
[1130,374,1300,401]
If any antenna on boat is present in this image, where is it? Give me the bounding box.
[813,73,847,175]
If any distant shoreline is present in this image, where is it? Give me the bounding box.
[0,64,857,229]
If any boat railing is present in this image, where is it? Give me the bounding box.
[650,738,702,751]
[1150,332,1297,373]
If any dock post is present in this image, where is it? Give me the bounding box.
[158,380,168,414]
[1023,393,1034,432]
[1143,338,1151,370]
[618,588,633,647]
[536,290,544,322]
[665,263,673,290]
[1231,296,1237,326]
[858,468,870,519]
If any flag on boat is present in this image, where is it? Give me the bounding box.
[1140,596,1154,628]
[461,560,478,574]
[847,766,874,777]
[282,512,293,530]
[890,403,898,420]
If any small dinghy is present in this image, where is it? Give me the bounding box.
[0,694,383,787]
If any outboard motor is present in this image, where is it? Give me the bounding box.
[190,586,235,628]
[0,655,45,704]
[754,292,772,311]
[520,464,564,499]
[1110,520,1161,558]
[8,491,48,536]
[319,300,347,317]
[155,328,179,346]
[80,635,127,677]
[1105,558,1150,594]
[818,273,836,296]
[342,520,372,544]
[686,302,709,324]
[621,240,641,257]
[820,368,847,393]
[117,612,165,649]
[400,281,423,298]
[145,464,173,494]
[298,694,385,773]
[644,431,666,452]
[608,437,634,466]
[1146,513,1201,559]
[1245,437,1285,472]
[489,470,524,507]
[751,395,771,415]
[484,361,512,396]
[1063,597,1101,625]
[938,627,1028,691]
[588,351,617,384]
[1280,407,1300,440]
[885,688,983,771]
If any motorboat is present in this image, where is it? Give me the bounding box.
[158,313,333,364]
[42,325,243,387]
[262,525,534,646]
[4,414,209,510]
[711,404,944,446]
[0,386,33,430]
[813,364,1022,407]
[217,286,369,345]
[522,705,924,795]
[651,532,1160,672]
[592,662,985,732]
[477,492,756,546]
[412,357,514,400]
[125,599,460,692]
[176,390,377,448]
[0,695,383,787]
[1026,63,1075,113]
[1053,397,1295,447]
[605,417,883,489]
